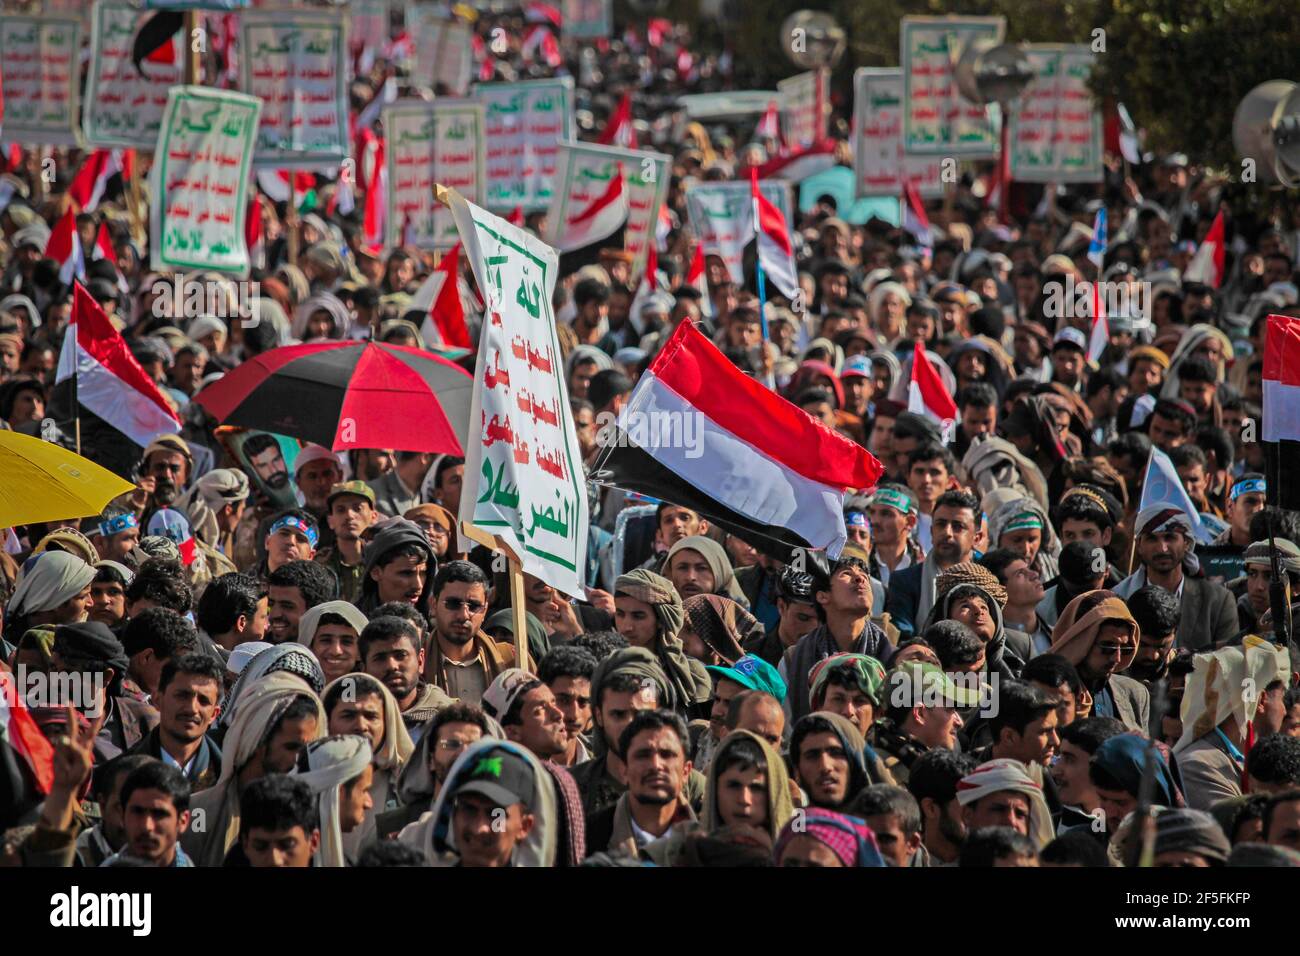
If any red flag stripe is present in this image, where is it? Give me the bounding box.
[71,284,180,424]
[649,321,881,489]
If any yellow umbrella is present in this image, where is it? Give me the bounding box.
[0,430,137,528]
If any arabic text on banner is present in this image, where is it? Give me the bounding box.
[85,1,183,149]
[446,190,590,598]
[900,16,1005,157]
[778,70,827,151]
[0,16,82,146]
[406,7,473,96]
[1008,45,1103,184]
[685,180,795,287]
[240,10,350,168]
[473,78,575,212]
[150,86,261,275]
[562,0,611,39]
[852,68,944,200]
[384,101,486,251]
[545,141,671,287]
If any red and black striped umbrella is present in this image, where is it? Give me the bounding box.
[195,340,473,453]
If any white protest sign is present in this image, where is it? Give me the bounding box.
[350,0,390,65]
[446,188,589,597]
[900,15,1004,157]
[84,1,183,149]
[150,86,261,275]
[1008,45,1103,183]
[778,70,827,150]
[0,16,82,146]
[240,9,350,168]
[406,7,473,95]
[852,68,943,199]
[685,180,793,287]
[384,100,485,250]
[545,141,670,285]
[563,0,611,39]
[473,78,575,212]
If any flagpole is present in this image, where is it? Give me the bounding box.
[1128,444,1155,575]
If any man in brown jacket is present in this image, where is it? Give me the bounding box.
[423,561,525,708]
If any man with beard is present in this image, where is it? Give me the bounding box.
[422,561,520,708]
[244,432,291,495]
[293,444,344,530]
[263,509,320,576]
[316,481,378,604]
[378,703,490,836]
[1126,585,1181,736]
[360,615,453,740]
[93,509,140,563]
[125,654,224,792]
[1046,591,1149,734]
[485,669,568,762]
[906,749,978,866]
[141,435,194,513]
[265,559,337,644]
[1114,504,1237,652]
[357,519,434,616]
[585,709,697,857]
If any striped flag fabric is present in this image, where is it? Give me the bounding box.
[0,682,55,796]
[597,93,637,149]
[590,320,883,557]
[246,197,265,271]
[557,161,627,252]
[92,223,130,294]
[902,180,931,254]
[68,148,128,212]
[1184,209,1226,288]
[1263,313,1300,509]
[908,340,957,430]
[750,168,799,299]
[687,243,712,318]
[44,208,85,285]
[1138,446,1215,545]
[756,99,781,143]
[413,243,471,349]
[55,282,182,447]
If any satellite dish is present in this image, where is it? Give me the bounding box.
[1233,80,1300,188]
[954,40,1034,106]
[779,10,846,70]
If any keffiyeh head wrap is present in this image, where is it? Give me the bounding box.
[221,643,327,729]
[681,594,760,665]
[955,758,1056,849]
[1175,636,1290,754]
[1152,808,1231,864]
[9,551,96,617]
[773,809,887,867]
[291,734,375,867]
[614,569,685,640]
[662,535,750,607]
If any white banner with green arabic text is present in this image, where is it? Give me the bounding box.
[473,78,575,212]
[384,100,485,251]
[685,180,794,287]
[1008,45,1103,183]
[0,16,82,146]
[150,86,261,275]
[448,190,589,598]
[900,16,1004,157]
[85,1,182,149]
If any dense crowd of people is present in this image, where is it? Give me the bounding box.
[3,8,1300,870]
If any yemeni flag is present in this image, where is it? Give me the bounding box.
[1263,314,1300,509]
[1104,100,1141,165]
[558,161,628,252]
[902,180,932,254]
[257,169,316,206]
[597,93,637,149]
[45,208,85,285]
[92,223,130,294]
[590,321,883,558]
[56,282,182,447]
[413,243,471,349]
[750,168,799,299]
[756,99,782,145]
[246,198,265,271]
[1184,209,1226,288]
[68,149,128,212]
[752,137,837,183]
[0,686,55,798]
[362,134,387,252]
[687,244,712,318]
[908,340,957,430]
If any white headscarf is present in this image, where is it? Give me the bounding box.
[1175,636,1291,754]
[298,600,369,645]
[9,551,95,616]
[291,734,374,867]
[956,757,1056,849]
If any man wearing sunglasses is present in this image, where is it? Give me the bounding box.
[423,560,524,708]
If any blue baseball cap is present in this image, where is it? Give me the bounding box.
[706,654,787,703]
[841,355,873,380]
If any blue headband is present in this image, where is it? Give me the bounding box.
[98,513,138,537]
[845,511,868,528]
[269,514,319,548]
[1231,478,1266,500]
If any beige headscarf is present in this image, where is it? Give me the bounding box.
[290,734,374,867]
[702,730,795,840]
[1175,636,1291,754]
[322,671,414,771]
[207,672,327,865]
[1046,590,1138,670]
[662,535,750,607]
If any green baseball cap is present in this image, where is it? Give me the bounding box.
[327,480,377,510]
[888,661,983,709]
[706,654,787,703]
